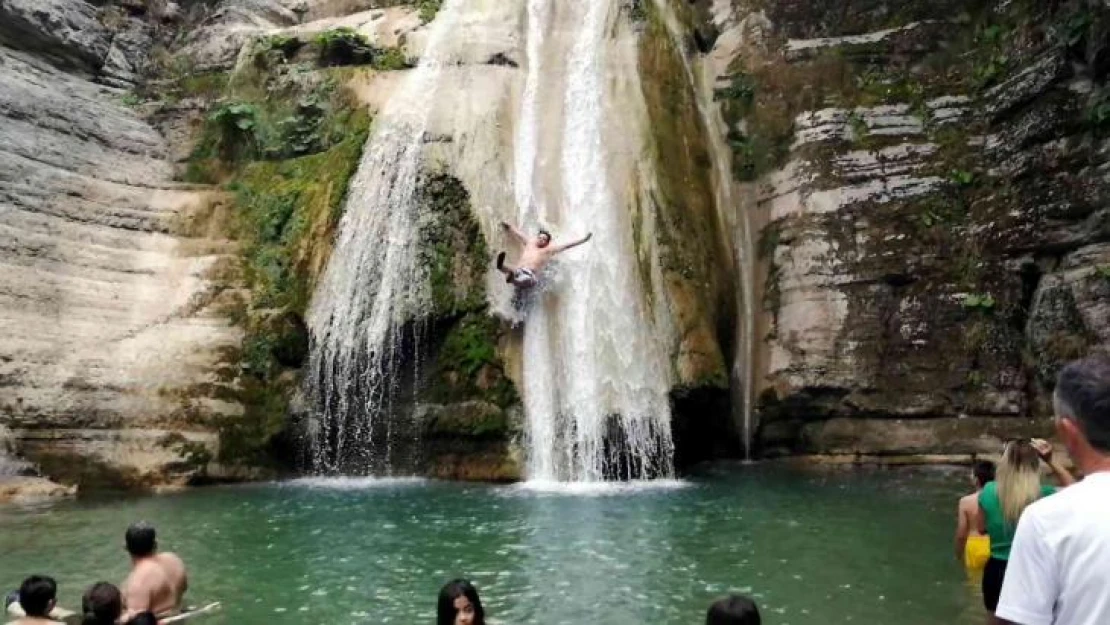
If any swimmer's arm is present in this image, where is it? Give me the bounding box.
[500,221,528,245]
[954,502,970,561]
[553,232,592,254]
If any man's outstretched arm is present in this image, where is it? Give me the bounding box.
[553,232,592,254]
[500,221,528,245]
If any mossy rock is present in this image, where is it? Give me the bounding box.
[427,313,519,410]
[415,172,490,315]
[417,401,516,439]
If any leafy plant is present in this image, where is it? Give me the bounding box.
[254,34,303,67]
[1096,265,1110,280]
[847,111,869,142]
[714,72,756,109]
[120,92,141,107]
[209,102,261,160]
[962,293,996,311]
[948,168,976,187]
[419,0,443,24]
[372,46,411,71]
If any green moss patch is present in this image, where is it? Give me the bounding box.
[426,313,518,410]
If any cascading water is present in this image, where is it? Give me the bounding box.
[515,0,675,482]
[303,2,460,474]
[0,426,28,476]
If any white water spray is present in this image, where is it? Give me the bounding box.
[303,2,461,474]
[516,1,675,482]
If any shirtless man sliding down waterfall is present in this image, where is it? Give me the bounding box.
[495,222,592,289]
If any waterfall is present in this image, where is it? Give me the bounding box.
[516,1,675,482]
[0,426,28,477]
[302,2,460,474]
[651,0,758,458]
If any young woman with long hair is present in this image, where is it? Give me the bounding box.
[437,579,485,625]
[977,439,1075,623]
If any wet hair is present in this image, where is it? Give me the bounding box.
[536,229,551,240]
[1054,354,1110,453]
[18,575,57,617]
[125,521,157,557]
[707,594,761,625]
[997,440,1043,526]
[125,611,159,625]
[973,459,996,487]
[81,582,122,625]
[437,579,485,625]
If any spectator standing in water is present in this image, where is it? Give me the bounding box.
[978,439,1075,623]
[706,595,761,625]
[437,579,485,625]
[996,355,1110,625]
[121,522,188,620]
[956,460,996,571]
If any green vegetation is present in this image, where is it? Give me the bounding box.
[178,60,373,463]
[312,28,412,69]
[429,313,518,410]
[419,0,443,24]
[158,433,215,474]
[120,92,142,107]
[961,293,996,311]
[1087,86,1110,135]
[415,173,489,315]
[1097,266,1110,280]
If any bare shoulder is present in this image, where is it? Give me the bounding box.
[158,552,185,567]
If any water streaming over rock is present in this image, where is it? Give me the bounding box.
[302,2,461,474]
[0,426,28,477]
[515,0,676,482]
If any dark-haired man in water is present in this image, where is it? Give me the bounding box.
[121,522,188,621]
[495,222,592,289]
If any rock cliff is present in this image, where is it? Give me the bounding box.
[0,0,242,489]
[3,0,1106,489]
[694,0,1110,458]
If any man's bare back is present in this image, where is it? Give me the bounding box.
[123,552,187,618]
[122,523,188,620]
[495,222,592,289]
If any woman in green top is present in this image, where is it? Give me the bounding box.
[977,439,1075,623]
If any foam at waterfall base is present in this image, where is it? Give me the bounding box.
[510,479,690,496]
[282,476,428,490]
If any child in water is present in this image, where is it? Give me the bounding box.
[954,460,995,571]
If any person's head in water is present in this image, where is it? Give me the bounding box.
[125,521,157,558]
[997,439,1043,525]
[1054,354,1110,473]
[535,229,551,248]
[18,575,57,618]
[437,579,484,625]
[81,582,122,625]
[971,459,996,489]
[706,594,761,625]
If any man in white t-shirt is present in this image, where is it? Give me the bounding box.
[996,354,1110,625]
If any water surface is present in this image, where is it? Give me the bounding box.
[0,465,982,624]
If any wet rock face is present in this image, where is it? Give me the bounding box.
[702,0,1110,456]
